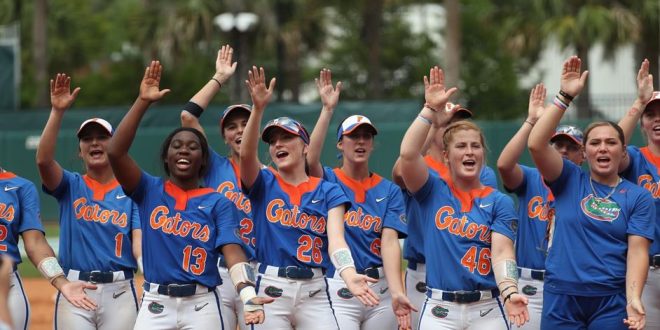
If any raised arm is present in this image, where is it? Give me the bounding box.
[36,74,81,191]
[619,59,654,145]
[399,66,457,193]
[307,69,342,178]
[240,66,276,189]
[108,61,170,194]
[528,56,588,182]
[180,45,237,135]
[497,83,545,190]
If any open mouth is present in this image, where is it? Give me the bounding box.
[462,159,476,169]
[653,125,660,132]
[275,150,289,159]
[89,150,103,158]
[596,156,611,166]
[235,137,242,145]
[176,158,191,171]
[355,148,366,155]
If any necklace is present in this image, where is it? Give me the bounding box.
[589,176,621,200]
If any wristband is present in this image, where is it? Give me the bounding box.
[239,286,263,312]
[503,291,517,304]
[553,96,569,111]
[417,115,433,125]
[37,257,65,283]
[229,262,256,289]
[331,248,356,275]
[183,101,205,118]
[137,256,143,274]
[524,120,535,127]
[558,90,574,102]
[211,77,222,88]
[424,103,440,112]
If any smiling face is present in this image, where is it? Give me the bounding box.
[163,130,206,182]
[443,128,484,183]
[78,124,112,170]
[584,124,625,181]
[267,128,308,173]
[337,125,374,165]
[641,105,660,146]
[222,111,250,157]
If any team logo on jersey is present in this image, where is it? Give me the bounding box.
[344,207,382,232]
[522,285,537,296]
[527,196,555,222]
[148,302,164,314]
[580,195,621,222]
[150,206,211,242]
[0,203,15,222]
[638,175,660,198]
[431,305,449,318]
[264,286,283,298]
[415,281,427,293]
[72,197,128,227]
[434,206,492,243]
[337,287,354,299]
[217,181,252,214]
[266,199,326,234]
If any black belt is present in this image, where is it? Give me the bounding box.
[651,255,660,268]
[144,283,211,297]
[518,268,545,281]
[218,258,227,268]
[77,270,133,283]
[406,260,425,271]
[429,289,499,304]
[357,266,381,279]
[258,264,323,279]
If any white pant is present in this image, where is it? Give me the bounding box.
[327,272,395,330]
[517,275,543,330]
[55,279,138,330]
[134,285,222,330]
[418,289,509,330]
[217,266,248,330]
[405,265,427,330]
[8,272,29,330]
[252,272,338,330]
[643,267,660,330]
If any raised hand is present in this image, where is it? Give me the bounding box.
[637,59,654,104]
[316,68,342,111]
[528,83,546,124]
[345,273,380,307]
[245,66,276,111]
[559,56,588,99]
[139,60,171,103]
[244,296,275,325]
[50,73,81,112]
[214,45,237,84]
[391,292,417,330]
[424,66,458,110]
[504,293,529,327]
[624,298,646,330]
[60,280,98,311]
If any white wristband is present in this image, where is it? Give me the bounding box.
[37,257,64,283]
[493,259,519,295]
[229,262,256,289]
[137,256,144,274]
[331,248,356,275]
[239,286,262,312]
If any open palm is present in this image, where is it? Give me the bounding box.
[139,60,170,102]
[50,73,80,112]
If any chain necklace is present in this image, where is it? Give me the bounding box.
[589,176,621,200]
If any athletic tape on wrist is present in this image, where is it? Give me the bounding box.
[331,248,356,275]
[137,256,143,274]
[183,101,204,118]
[229,262,256,289]
[494,259,518,295]
[239,286,262,312]
[38,257,64,283]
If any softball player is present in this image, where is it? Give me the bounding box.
[180,45,256,330]
[617,59,660,330]
[497,83,586,329]
[306,69,415,329]
[36,73,141,329]
[399,66,529,329]
[528,56,654,330]
[393,102,499,330]
[240,66,380,330]
[108,60,271,329]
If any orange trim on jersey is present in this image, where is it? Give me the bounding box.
[229,157,241,189]
[640,147,660,176]
[83,175,120,201]
[164,181,214,211]
[447,181,495,213]
[424,155,449,180]
[0,172,17,180]
[268,168,320,206]
[332,168,382,203]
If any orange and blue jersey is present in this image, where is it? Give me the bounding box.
[43,170,139,273]
[0,172,44,265]
[620,146,660,256]
[403,156,499,265]
[322,167,407,276]
[546,159,654,295]
[129,171,244,288]
[507,165,554,270]
[413,174,517,291]
[205,149,255,258]
[245,168,349,270]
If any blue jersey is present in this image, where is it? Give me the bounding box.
[323,167,407,276]
[44,170,139,272]
[205,149,255,256]
[413,175,517,291]
[546,160,655,296]
[620,146,660,256]
[403,156,499,264]
[130,172,244,287]
[246,168,349,269]
[0,172,44,264]
[507,165,554,270]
